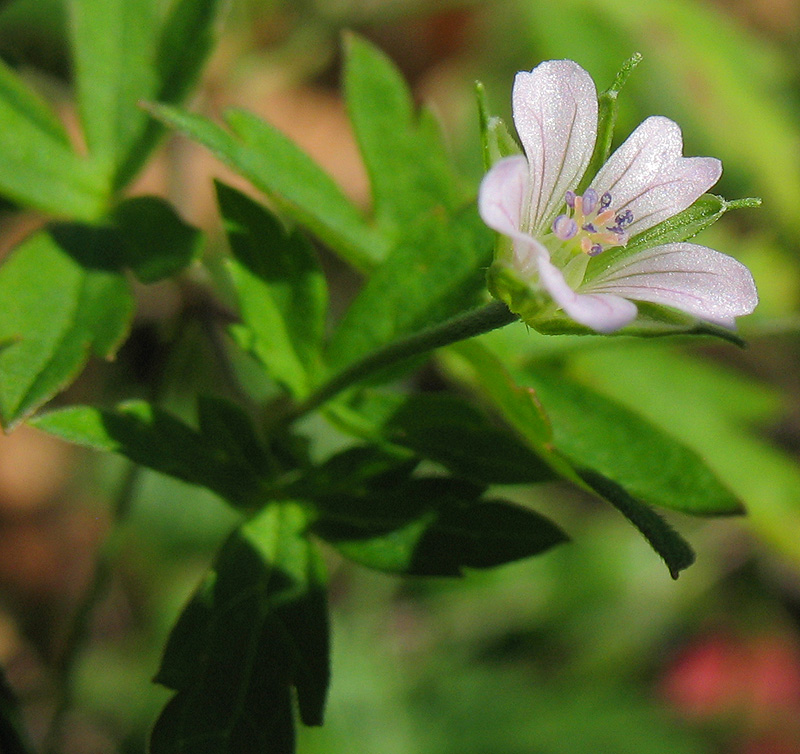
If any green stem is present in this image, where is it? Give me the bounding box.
[288,300,518,423]
[43,464,141,754]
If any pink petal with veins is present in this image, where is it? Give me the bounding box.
[584,243,757,327]
[512,61,598,235]
[592,117,721,236]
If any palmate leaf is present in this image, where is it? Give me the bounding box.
[147,103,384,271]
[31,398,271,509]
[0,226,134,428]
[306,471,567,576]
[217,182,327,398]
[69,0,224,190]
[319,497,568,576]
[0,58,106,219]
[343,33,464,237]
[343,389,556,485]
[151,504,329,754]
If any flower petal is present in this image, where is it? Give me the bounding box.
[583,242,758,327]
[513,61,597,235]
[478,155,530,237]
[591,116,721,236]
[537,254,638,333]
[479,155,549,276]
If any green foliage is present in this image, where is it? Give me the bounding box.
[343,33,464,236]
[299,450,567,575]
[69,0,223,189]
[1,7,797,753]
[367,391,556,484]
[518,367,742,516]
[0,57,106,219]
[218,182,327,398]
[31,399,272,509]
[111,195,202,283]
[0,227,133,428]
[147,103,385,271]
[579,470,695,579]
[151,504,329,754]
[327,204,493,370]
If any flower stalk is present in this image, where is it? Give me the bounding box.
[287,300,517,422]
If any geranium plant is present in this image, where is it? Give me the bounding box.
[0,3,774,752]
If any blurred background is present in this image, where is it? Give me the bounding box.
[2,0,800,752]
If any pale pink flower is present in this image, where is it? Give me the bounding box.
[479,60,757,333]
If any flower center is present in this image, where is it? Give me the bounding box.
[551,188,633,256]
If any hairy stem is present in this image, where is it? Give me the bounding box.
[287,300,518,423]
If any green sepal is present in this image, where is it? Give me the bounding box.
[531,302,747,347]
[578,52,642,193]
[476,80,521,170]
[487,261,549,325]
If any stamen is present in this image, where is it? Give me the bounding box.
[582,188,598,215]
[615,209,633,228]
[556,189,633,258]
[553,215,578,240]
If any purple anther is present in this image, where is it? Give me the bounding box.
[582,223,597,233]
[582,188,598,215]
[615,209,633,228]
[565,190,576,209]
[553,214,578,240]
[600,192,612,210]
[589,244,603,256]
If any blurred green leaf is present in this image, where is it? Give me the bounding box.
[518,367,743,516]
[443,341,567,474]
[328,204,493,370]
[343,33,463,235]
[70,0,223,189]
[217,182,327,398]
[0,226,133,428]
[566,344,800,566]
[115,0,222,186]
[148,103,384,271]
[31,400,270,508]
[579,469,695,578]
[0,58,106,218]
[69,0,158,181]
[151,504,329,753]
[111,195,202,282]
